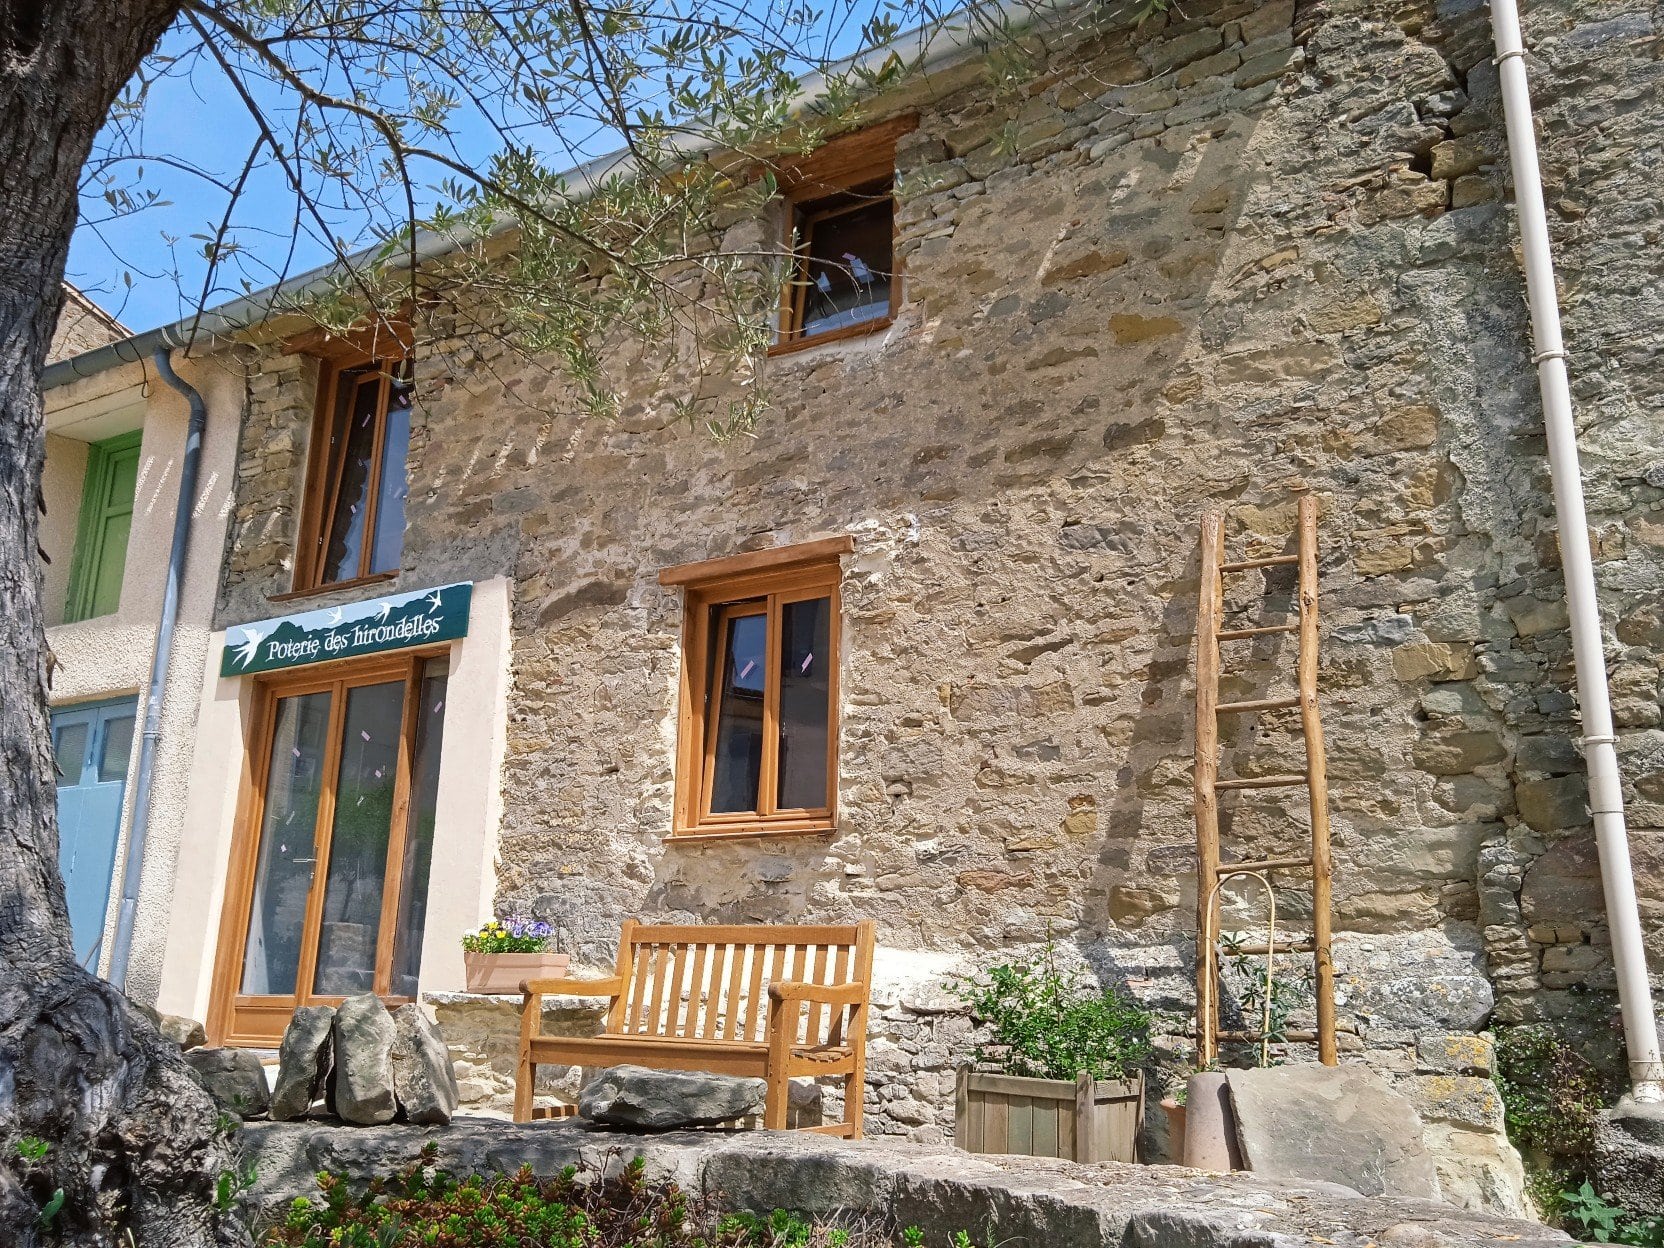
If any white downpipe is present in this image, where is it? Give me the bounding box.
[1489,0,1663,1101]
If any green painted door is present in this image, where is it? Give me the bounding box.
[66,430,142,623]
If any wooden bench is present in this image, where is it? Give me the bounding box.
[516,920,876,1136]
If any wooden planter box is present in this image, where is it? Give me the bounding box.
[463,951,570,994]
[955,1066,1144,1163]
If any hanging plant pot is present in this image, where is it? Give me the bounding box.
[462,951,570,994]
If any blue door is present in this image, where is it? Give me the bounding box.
[52,699,137,968]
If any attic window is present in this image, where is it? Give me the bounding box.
[771,116,916,355]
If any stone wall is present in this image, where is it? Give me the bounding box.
[216,0,1664,1165]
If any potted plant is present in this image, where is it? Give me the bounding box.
[951,944,1152,1163]
[461,917,569,994]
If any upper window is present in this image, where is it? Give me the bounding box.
[661,538,851,837]
[65,429,142,622]
[771,117,915,355]
[294,355,413,593]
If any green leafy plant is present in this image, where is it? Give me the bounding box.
[901,1230,925,1248]
[15,1137,50,1163]
[1492,1024,1609,1167]
[1560,1182,1664,1246]
[1218,932,1316,1065]
[216,1160,259,1213]
[259,1149,936,1247]
[461,916,557,954]
[952,943,1152,1082]
[38,1187,66,1229]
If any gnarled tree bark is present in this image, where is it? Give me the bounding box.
[1,2,246,1243]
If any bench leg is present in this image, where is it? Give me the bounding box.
[844,1062,864,1139]
[514,1055,535,1123]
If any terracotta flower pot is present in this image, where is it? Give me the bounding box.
[462,950,570,994]
[1159,1096,1187,1164]
[1180,1071,1242,1171]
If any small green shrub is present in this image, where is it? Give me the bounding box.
[1492,1024,1608,1166]
[952,943,1152,1082]
[260,1149,944,1248]
[1560,1182,1664,1246]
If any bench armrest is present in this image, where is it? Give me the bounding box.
[768,980,868,1007]
[521,976,625,998]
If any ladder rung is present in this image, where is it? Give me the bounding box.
[1216,856,1313,875]
[1220,554,1299,572]
[1215,695,1300,715]
[1219,1028,1320,1043]
[1215,623,1299,641]
[1214,773,1307,791]
[1225,937,1318,956]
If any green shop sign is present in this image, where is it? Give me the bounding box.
[221,582,473,677]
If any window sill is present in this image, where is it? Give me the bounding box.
[666,820,838,844]
[767,316,893,358]
[270,570,400,604]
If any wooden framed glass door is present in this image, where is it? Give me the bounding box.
[210,650,449,1045]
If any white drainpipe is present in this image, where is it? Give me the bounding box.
[1489,0,1663,1101]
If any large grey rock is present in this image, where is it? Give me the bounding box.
[1594,1095,1664,1215]
[330,994,397,1125]
[270,1005,334,1122]
[578,1065,766,1129]
[130,1000,208,1050]
[1226,1065,1440,1200]
[390,1004,459,1125]
[238,1119,1569,1247]
[184,1047,271,1118]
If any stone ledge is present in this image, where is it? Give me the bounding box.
[239,1119,1566,1247]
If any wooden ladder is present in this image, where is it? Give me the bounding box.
[1193,493,1337,1067]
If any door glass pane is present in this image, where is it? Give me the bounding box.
[319,373,383,584]
[98,713,135,784]
[312,680,404,996]
[776,596,832,810]
[391,659,448,997]
[369,372,412,576]
[54,722,89,785]
[241,691,332,996]
[709,611,767,814]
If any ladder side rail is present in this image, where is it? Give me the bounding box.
[1193,511,1226,1068]
[1297,495,1338,1066]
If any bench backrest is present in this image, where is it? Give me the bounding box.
[605,921,876,1048]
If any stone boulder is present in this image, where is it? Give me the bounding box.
[131,1000,208,1050]
[1227,1065,1440,1200]
[578,1065,767,1129]
[330,994,398,1125]
[1594,1095,1664,1215]
[271,1005,334,1122]
[390,1003,460,1125]
[184,1047,271,1118]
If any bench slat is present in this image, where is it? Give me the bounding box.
[629,923,865,946]
[723,944,747,1041]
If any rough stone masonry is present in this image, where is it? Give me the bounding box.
[213,0,1664,1203]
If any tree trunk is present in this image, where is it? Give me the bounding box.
[1,3,246,1244]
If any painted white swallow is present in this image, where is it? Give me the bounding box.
[232,627,267,669]
[324,607,344,627]
[426,589,444,612]
[375,602,393,623]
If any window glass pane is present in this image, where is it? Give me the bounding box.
[319,373,383,584]
[368,372,413,576]
[776,596,832,810]
[390,659,448,997]
[709,611,767,814]
[313,680,404,996]
[54,722,89,785]
[241,691,332,996]
[798,191,893,339]
[98,714,135,784]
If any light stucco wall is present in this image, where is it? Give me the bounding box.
[42,354,242,993]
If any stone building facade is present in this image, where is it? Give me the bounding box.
[108,0,1664,1214]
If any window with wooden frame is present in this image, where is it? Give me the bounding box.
[291,349,414,595]
[207,650,448,1045]
[661,537,851,838]
[771,116,916,355]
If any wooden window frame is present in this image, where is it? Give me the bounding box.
[290,345,412,596]
[64,428,143,622]
[768,116,916,357]
[662,538,851,840]
[207,648,443,1046]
